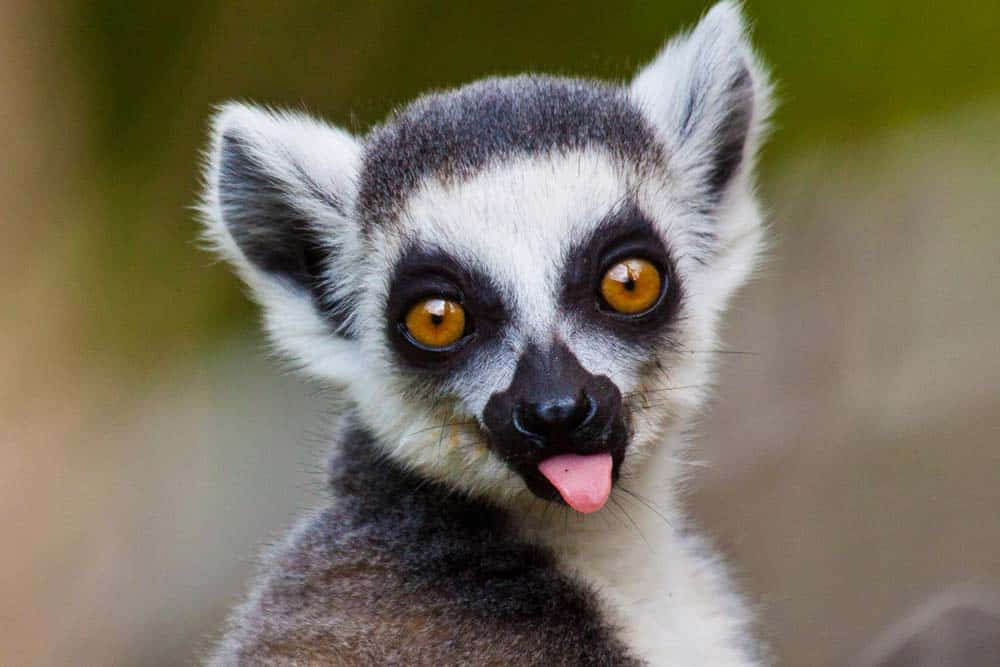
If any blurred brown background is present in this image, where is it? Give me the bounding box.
[2,1,998,665]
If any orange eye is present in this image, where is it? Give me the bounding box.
[404,299,466,349]
[600,258,662,315]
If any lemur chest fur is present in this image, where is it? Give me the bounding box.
[546,534,758,666]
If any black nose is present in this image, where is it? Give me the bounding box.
[515,392,594,441]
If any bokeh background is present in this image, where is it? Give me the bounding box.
[3,1,999,664]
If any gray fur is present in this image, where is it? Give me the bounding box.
[358,75,661,229]
[211,423,639,666]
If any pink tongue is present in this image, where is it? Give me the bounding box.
[537,453,613,514]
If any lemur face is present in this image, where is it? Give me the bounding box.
[372,138,681,512]
[203,2,771,512]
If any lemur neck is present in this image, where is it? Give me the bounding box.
[330,418,688,560]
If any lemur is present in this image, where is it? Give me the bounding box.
[201,3,773,664]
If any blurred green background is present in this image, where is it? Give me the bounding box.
[3,1,999,665]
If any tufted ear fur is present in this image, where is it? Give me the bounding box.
[630,1,772,203]
[201,103,367,384]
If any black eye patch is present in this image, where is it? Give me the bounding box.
[559,202,682,343]
[385,244,509,372]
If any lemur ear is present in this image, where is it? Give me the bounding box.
[630,1,772,200]
[201,103,366,383]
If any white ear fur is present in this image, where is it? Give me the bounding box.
[200,102,368,386]
[630,1,772,198]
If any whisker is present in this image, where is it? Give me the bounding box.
[619,487,674,529]
[540,497,554,523]
[601,498,623,530]
[400,397,440,441]
[435,409,451,462]
[629,397,706,411]
[623,383,710,399]
[403,418,477,439]
[408,421,458,437]
[597,501,617,531]
[610,496,651,551]
[676,348,759,356]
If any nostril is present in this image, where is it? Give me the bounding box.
[578,391,597,429]
[517,391,594,439]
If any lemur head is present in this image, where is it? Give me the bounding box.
[202,2,771,513]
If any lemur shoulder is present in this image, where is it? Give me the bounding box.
[201,3,774,664]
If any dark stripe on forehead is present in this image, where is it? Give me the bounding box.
[358,75,660,230]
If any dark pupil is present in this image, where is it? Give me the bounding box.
[430,313,444,326]
[623,274,636,291]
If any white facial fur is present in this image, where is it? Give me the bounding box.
[201,0,771,510]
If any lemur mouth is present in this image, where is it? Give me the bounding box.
[510,436,628,513]
[537,453,613,513]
